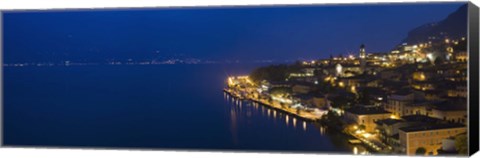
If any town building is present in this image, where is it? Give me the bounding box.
[292,82,315,94]
[293,93,327,108]
[375,115,444,152]
[384,89,432,117]
[399,123,466,155]
[430,99,467,125]
[343,105,390,132]
[446,83,467,98]
[359,44,366,73]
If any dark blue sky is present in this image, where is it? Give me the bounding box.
[3,2,465,63]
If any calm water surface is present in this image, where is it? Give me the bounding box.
[4,64,367,154]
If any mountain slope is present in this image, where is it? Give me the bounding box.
[401,4,467,45]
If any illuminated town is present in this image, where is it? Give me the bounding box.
[224,36,468,156]
[2,1,471,156]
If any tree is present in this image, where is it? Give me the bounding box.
[434,57,445,65]
[330,96,348,109]
[455,134,468,155]
[269,87,292,97]
[358,124,366,131]
[249,64,302,83]
[330,94,355,109]
[267,97,273,104]
[322,110,344,131]
[358,88,371,105]
[415,147,426,155]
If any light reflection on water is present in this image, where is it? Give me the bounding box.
[285,115,289,126]
[303,121,307,131]
[4,64,375,153]
[320,126,326,135]
[225,91,325,134]
[230,105,238,145]
[224,92,369,154]
[292,117,296,128]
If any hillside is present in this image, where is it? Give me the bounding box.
[400,4,467,45]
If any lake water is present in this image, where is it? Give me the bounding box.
[3,64,367,154]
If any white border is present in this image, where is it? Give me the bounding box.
[0,0,479,158]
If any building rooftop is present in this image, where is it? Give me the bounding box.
[393,88,414,96]
[401,115,443,123]
[389,95,412,101]
[345,106,390,115]
[433,100,467,111]
[382,80,409,90]
[439,80,467,89]
[360,87,387,96]
[293,94,313,100]
[399,123,465,132]
[408,100,435,107]
[375,118,404,126]
[420,89,446,95]
[290,81,316,86]
[391,133,400,139]
[268,81,291,86]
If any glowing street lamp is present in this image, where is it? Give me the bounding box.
[362,133,372,138]
[350,86,357,93]
[427,53,435,62]
[348,55,355,60]
[228,77,234,86]
[336,64,343,76]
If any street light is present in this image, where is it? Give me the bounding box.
[336,64,343,76]
[427,53,435,62]
[362,133,372,138]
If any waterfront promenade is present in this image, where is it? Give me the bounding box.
[223,88,323,121]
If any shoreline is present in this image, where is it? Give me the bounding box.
[224,87,382,154]
[224,88,377,155]
[223,88,321,122]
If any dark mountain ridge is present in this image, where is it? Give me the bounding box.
[400,4,467,46]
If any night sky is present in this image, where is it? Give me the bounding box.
[2,2,465,63]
